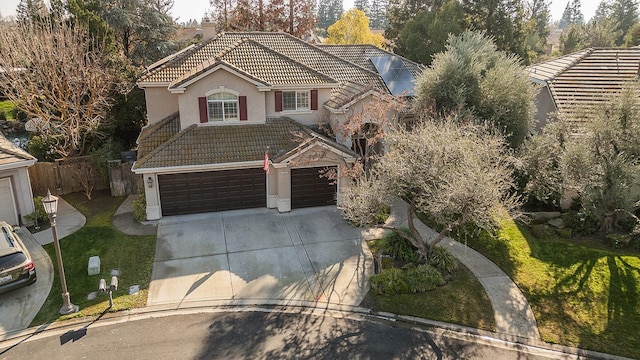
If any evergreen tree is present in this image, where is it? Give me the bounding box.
[461,0,527,60]
[593,0,611,23]
[16,0,49,23]
[559,0,584,29]
[317,0,343,31]
[610,0,639,45]
[396,0,464,65]
[354,0,371,16]
[523,0,550,62]
[386,0,440,52]
[369,0,388,29]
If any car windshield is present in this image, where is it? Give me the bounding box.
[0,252,27,272]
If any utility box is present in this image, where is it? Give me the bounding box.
[88,256,101,276]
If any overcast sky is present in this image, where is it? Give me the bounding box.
[0,1,599,27]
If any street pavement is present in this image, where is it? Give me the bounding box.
[148,206,373,308]
[0,309,606,360]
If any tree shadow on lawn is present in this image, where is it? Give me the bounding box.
[512,222,640,358]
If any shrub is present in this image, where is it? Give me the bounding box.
[132,189,147,222]
[374,204,391,224]
[406,264,444,293]
[24,196,48,225]
[604,234,631,249]
[428,246,458,273]
[380,228,418,262]
[370,268,409,295]
[563,210,599,235]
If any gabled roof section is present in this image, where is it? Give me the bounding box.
[526,49,592,83]
[168,38,337,90]
[136,113,181,159]
[529,48,640,120]
[325,81,376,111]
[0,132,36,167]
[139,32,387,92]
[318,44,426,77]
[133,117,357,171]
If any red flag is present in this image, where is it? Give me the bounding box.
[263,152,269,173]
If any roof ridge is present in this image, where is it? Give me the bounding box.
[224,38,339,84]
[136,124,197,168]
[216,36,249,59]
[138,112,180,143]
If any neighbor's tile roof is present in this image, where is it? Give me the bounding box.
[0,132,35,166]
[317,44,426,77]
[527,48,640,120]
[139,32,387,92]
[133,117,357,170]
[325,81,375,110]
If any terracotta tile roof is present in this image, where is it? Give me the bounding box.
[139,32,387,91]
[137,113,181,159]
[325,81,375,110]
[0,132,35,167]
[527,48,640,120]
[317,44,426,77]
[133,117,357,170]
[169,38,336,89]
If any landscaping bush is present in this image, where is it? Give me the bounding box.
[604,234,631,249]
[406,264,444,293]
[428,246,458,273]
[374,204,391,224]
[562,210,599,235]
[24,196,48,225]
[132,189,147,222]
[380,228,418,262]
[370,267,409,295]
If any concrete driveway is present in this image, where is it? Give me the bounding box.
[148,206,373,308]
[0,228,53,339]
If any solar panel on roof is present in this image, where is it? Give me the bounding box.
[370,56,416,96]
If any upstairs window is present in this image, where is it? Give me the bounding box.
[207,91,238,122]
[282,91,309,111]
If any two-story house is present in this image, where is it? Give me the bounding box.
[134,30,423,220]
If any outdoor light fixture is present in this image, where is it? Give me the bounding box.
[147,176,153,188]
[42,189,79,315]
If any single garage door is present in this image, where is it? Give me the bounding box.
[291,167,337,209]
[158,168,266,216]
[0,178,18,225]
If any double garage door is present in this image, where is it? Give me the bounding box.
[158,167,336,216]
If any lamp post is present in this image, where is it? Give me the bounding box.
[42,189,79,315]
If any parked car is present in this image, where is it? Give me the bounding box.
[0,221,36,294]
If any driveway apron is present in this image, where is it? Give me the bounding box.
[148,207,373,307]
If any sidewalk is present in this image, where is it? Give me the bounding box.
[385,198,540,340]
[32,197,86,245]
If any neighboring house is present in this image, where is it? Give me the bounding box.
[134,30,423,220]
[0,132,36,226]
[527,48,640,130]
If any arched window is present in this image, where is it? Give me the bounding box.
[207,91,238,121]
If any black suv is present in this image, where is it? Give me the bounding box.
[0,221,37,294]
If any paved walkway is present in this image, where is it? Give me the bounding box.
[0,197,85,340]
[384,198,540,340]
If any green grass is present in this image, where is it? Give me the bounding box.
[30,190,156,325]
[467,218,640,358]
[0,100,16,119]
[362,239,495,331]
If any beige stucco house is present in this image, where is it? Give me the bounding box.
[527,47,640,130]
[134,31,423,220]
[0,132,36,226]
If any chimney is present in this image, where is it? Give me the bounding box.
[200,17,217,41]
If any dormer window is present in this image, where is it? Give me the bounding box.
[199,88,247,123]
[208,91,238,121]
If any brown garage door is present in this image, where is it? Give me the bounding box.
[291,167,337,209]
[159,168,266,216]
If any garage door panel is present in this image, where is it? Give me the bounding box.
[291,167,337,209]
[159,168,266,216]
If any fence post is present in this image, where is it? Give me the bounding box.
[108,160,125,197]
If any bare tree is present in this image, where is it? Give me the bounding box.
[0,20,120,158]
[340,114,518,259]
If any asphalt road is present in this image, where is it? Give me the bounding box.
[0,309,583,360]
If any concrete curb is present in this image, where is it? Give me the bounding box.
[0,304,632,360]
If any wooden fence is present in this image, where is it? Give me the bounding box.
[28,157,140,197]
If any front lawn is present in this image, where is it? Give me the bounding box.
[467,218,640,358]
[361,239,495,331]
[30,190,156,325]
